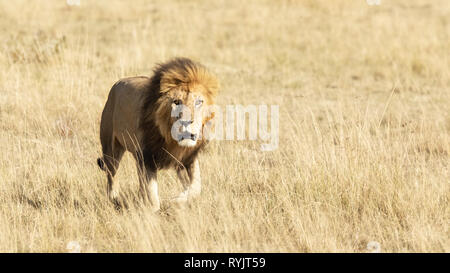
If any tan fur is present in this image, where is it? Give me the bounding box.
[98,58,219,210]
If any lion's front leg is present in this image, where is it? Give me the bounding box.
[137,163,160,212]
[174,159,201,203]
[187,159,202,198]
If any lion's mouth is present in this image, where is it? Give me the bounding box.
[172,120,199,146]
[177,132,198,147]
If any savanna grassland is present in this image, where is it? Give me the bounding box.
[0,0,448,252]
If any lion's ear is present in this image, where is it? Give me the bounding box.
[207,111,215,121]
[203,105,216,123]
[201,105,216,141]
[202,115,215,141]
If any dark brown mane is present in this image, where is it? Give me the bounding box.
[139,57,217,171]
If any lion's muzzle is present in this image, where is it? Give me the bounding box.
[172,119,200,147]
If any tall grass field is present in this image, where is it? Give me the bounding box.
[0,0,448,252]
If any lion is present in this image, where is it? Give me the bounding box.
[97,57,219,211]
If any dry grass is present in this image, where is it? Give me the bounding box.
[0,0,448,252]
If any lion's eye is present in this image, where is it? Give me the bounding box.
[195,99,203,107]
[173,99,182,105]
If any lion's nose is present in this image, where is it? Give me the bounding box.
[180,120,193,127]
[190,133,197,141]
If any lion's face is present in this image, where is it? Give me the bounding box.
[156,85,213,148]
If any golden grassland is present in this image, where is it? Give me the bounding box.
[0,0,448,252]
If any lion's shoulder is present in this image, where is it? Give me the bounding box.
[113,76,151,91]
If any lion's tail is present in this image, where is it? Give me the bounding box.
[97,157,106,171]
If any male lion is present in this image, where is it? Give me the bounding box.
[97,57,219,211]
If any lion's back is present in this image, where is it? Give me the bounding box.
[101,76,152,153]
